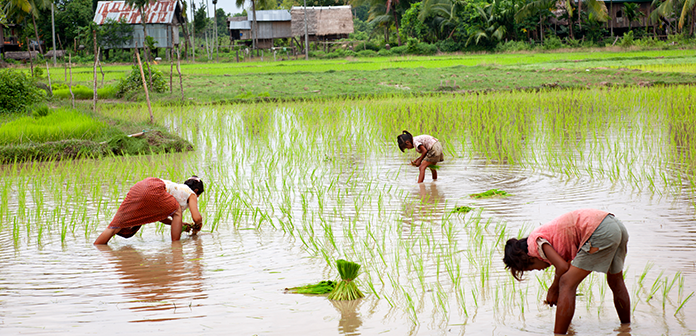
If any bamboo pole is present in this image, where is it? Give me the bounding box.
[169,26,174,94]
[92,30,98,112]
[135,43,155,124]
[27,38,34,77]
[176,44,184,101]
[68,54,74,108]
[44,61,52,96]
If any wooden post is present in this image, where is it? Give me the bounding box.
[236,49,239,63]
[27,38,34,77]
[92,30,98,111]
[169,26,173,94]
[176,44,184,101]
[68,54,75,108]
[45,61,52,96]
[98,55,105,87]
[135,43,155,124]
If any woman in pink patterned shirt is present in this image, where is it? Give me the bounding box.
[503,209,630,334]
[396,130,444,183]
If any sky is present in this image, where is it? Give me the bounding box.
[193,0,248,17]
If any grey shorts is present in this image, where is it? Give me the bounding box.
[424,142,444,163]
[571,214,629,274]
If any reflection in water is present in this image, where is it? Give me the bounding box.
[96,239,207,321]
[402,183,446,225]
[331,299,363,335]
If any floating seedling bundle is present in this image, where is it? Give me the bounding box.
[285,280,336,294]
[328,259,364,301]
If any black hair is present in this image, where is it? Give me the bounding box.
[184,175,205,196]
[396,130,414,152]
[503,237,534,281]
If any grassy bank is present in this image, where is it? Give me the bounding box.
[9,48,696,104]
[0,106,192,163]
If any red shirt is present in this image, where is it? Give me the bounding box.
[527,209,610,263]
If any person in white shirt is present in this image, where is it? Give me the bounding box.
[94,176,204,244]
[396,130,444,183]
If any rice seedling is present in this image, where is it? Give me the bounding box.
[469,189,510,199]
[285,280,336,294]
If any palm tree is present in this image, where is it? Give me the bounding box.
[622,2,644,30]
[466,2,507,46]
[577,0,609,30]
[352,0,408,45]
[419,0,463,40]
[515,0,556,41]
[4,0,50,53]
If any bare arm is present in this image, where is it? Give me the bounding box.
[187,194,203,225]
[411,145,428,166]
[542,243,570,306]
[160,217,173,225]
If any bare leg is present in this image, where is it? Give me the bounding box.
[170,207,183,242]
[607,271,631,324]
[94,227,121,245]
[431,167,438,180]
[417,160,435,183]
[555,266,591,334]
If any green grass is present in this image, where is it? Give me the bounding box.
[21,48,696,104]
[0,108,108,145]
[469,189,510,199]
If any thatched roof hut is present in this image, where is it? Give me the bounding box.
[291,6,353,38]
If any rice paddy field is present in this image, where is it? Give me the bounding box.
[1,80,696,334]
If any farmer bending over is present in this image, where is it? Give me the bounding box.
[503,209,630,334]
[94,176,204,245]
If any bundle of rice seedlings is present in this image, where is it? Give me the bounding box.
[182,222,202,234]
[469,189,510,199]
[328,259,364,301]
[285,280,336,294]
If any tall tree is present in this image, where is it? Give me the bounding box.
[4,0,51,52]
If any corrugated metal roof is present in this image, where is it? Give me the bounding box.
[229,21,251,29]
[93,0,180,25]
[250,10,291,22]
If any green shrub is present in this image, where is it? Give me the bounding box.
[496,40,531,52]
[116,64,168,98]
[0,108,107,145]
[354,41,380,51]
[390,45,407,55]
[564,38,581,48]
[309,51,327,59]
[635,36,662,47]
[619,31,634,48]
[415,42,437,55]
[31,104,51,118]
[32,67,45,79]
[377,49,393,56]
[357,50,377,57]
[436,39,461,52]
[543,36,563,50]
[0,69,44,114]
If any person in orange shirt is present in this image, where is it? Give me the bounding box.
[503,209,630,334]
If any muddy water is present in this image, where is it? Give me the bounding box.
[2,99,696,335]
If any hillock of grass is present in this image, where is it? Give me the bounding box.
[0,106,192,163]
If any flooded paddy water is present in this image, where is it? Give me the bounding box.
[1,86,695,335]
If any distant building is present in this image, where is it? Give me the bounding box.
[93,0,184,49]
[603,0,652,32]
[228,10,292,49]
[228,6,354,49]
[290,6,354,42]
[1,23,21,55]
